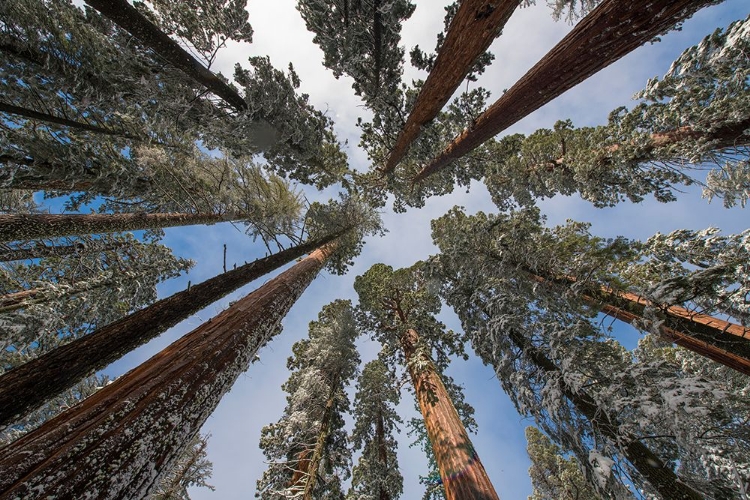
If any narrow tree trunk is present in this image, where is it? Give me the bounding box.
[0,212,242,243]
[84,0,248,112]
[506,328,703,500]
[400,328,500,500]
[376,409,390,500]
[0,275,112,314]
[527,271,750,376]
[383,0,519,173]
[0,239,125,263]
[413,0,716,182]
[0,230,347,430]
[301,381,338,500]
[0,102,142,140]
[0,241,337,498]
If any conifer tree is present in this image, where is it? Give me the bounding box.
[256,300,360,499]
[347,359,403,500]
[354,262,499,500]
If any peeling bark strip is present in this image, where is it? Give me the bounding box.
[528,272,750,376]
[383,0,519,173]
[84,0,248,112]
[507,329,703,500]
[0,242,337,499]
[0,230,347,430]
[0,102,142,140]
[0,212,241,243]
[400,328,500,500]
[413,0,718,182]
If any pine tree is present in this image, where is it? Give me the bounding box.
[354,262,499,500]
[150,433,216,500]
[0,228,348,430]
[256,300,360,499]
[0,239,340,498]
[413,0,721,183]
[347,359,403,500]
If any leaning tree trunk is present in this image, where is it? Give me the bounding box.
[84,0,248,112]
[383,0,519,173]
[0,229,348,430]
[0,211,242,243]
[0,274,115,314]
[0,239,127,263]
[400,328,500,500]
[300,381,338,500]
[527,270,750,376]
[0,240,338,498]
[506,328,703,500]
[413,0,717,182]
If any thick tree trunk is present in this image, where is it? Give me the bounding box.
[0,212,241,243]
[527,271,750,376]
[84,0,248,112]
[383,0,519,173]
[506,328,703,500]
[413,0,717,182]
[0,239,124,263]
[0,230,347,430]
[0,102,141,140]
[400,328,500,500]
[0,241,337,499]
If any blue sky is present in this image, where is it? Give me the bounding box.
[93,1,750,498]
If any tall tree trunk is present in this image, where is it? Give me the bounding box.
[413,0,717,182]
[0,239,125,263]
[0,102,142,140]
[376,409,390,500]
[400,328,500,500]
[0,230,348,430]
[84,0,248,112]
[0,212,242,243]
[527,270,750,376]
[382,0,519,173]
[0,276,110,314]
[0,240,338,499]
[506,327,703,500]
[300,380,338,500]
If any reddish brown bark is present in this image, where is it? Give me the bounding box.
[84,0,247,112]
[401,328,500,500]
[506,328,703,500]
[383,0,519,173]
[0,211,242,243]
[413,0,716,182]
[0,230,347,429]
[0,242,336,498]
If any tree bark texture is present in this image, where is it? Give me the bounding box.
[0,242,337,499]
[0,231,346,430]
[413,0,718,182]
[0,102,141,140]
[400,328,500,500]
[84,0,248,112]
[383,0,519,173]
[0,212,240,243]
[506,328,703,500]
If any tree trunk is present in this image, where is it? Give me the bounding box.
[0,241,337,499]
[0,239,125,263]
[413,0,717,182]
[383,0,519,173]
[0,102,142,140]
[0,212,242,243]
[84,0,248,112]
[527,271,750,376]
[0,230,347,430]
[506,328,703,500]
[400,328,500,500]
[376,409,390,500]
[0,275,112,314]
[301,381,338,500]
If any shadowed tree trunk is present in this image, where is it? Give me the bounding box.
[0,240,338,499]
[0,239,125,263]
[506,327,703,500]
[383,0,519,173]
[400,327,499,500]
[84,0,248,112]
[0,229,348,430]
[413,0,717,182]
[0,212,243,243]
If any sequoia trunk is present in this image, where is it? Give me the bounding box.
[0,230,347,429]
[400,328,500,500]
[0,242,337,498]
